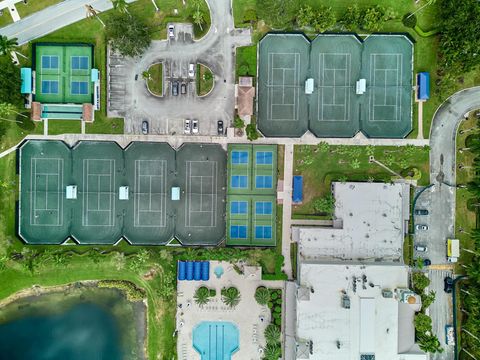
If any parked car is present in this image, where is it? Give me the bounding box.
[414,245,427,252]
[188,63,195,78]
[181,83,187,95]
[217,120,224,135]
[172,81,179,96]
[184,119,191,134]
[168,25,175,39]
[141,120,149,135]
[414,209,429,215]
[423,258,431,266]
[415,224,429,231]
[444,276,453,293]
[192,119,199,134]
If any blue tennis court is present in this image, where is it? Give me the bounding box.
[256,151,273,165]
[231,151,249,164]
[193,321,239,360]
[230,225,247,239]
[41,55,59,70]
[230,201,247,214]
[71,81,89,95]
[41,80,59,94]
[255,175,273,189]
[255,201,272,215]
[71,56,89,70]
[255,225,272,239]
[231,175,248,189]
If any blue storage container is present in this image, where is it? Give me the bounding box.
[194,262,202,280]
[292,176,303,204]
[178,261,186,281]
[186,261,194,280]
[201,261,210,281]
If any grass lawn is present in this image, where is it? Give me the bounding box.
[235,45,257,81]
[0,9,13,28]
[0,117,43,153]
[86,114,124,134]
[147,62,164,96]
[455,115,478,270]
[47,120,81,135]
[16,0,63,18]
[293,144,430,218]
[232,0,256,27]
[196,63,214,96]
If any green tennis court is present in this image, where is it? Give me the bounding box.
[257,34,413,138]
[34,43,94,104]
[226,145,277,246]
[18,141,227,245]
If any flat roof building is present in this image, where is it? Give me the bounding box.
[294,263,426,360]
[295,182,410,263]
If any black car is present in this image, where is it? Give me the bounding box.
[444,276,453,293]
[217,120,224,135]
[181,83,187,95]
[423,259,431,266]
[172,81,179,96]
[141,120,149,135]
[414,209,429,215]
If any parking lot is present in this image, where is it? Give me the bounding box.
[106,2,252,136]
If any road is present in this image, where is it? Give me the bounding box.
[418,86,480,360]
[0,0,136,45]
[107,0,252,135]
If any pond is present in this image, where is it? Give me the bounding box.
[0,285,146,360]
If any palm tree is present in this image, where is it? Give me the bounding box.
[194,286,210,306]
[263,343,281,360]
[264,324,280,345]
[221,287,240,308]
[255,287,270,305]
[0,35,18,56]
[85,5,106,27]
[111,0,129,14]
[192,9,205,31]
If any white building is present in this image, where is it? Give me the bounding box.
[294,182,410,263]
[294,263,425,360]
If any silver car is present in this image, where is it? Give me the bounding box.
[415,224,429,231]
[184,119,191,134]
[168,25,175,39]
[192,119,198,134]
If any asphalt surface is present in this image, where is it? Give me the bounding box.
[107,0,252,135]
[417,86,480,360]
[0,0,135,45]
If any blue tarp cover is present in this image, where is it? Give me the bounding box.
[293,176,303,203]
[418,72,430,100]
[21,68,32,94]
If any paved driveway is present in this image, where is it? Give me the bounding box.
[107,0,252,135]
[418,86,480,360]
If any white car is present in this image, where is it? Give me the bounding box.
[184,119,191,134]
[168,25,175,39]
[415,224,429,231]
[192,119,198,134]
[188,63,195,78]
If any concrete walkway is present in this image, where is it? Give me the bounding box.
[281,144,294,279]
[290,219,333,226]
[0,0,135,44]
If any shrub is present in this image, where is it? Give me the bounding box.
[246,123,259,141]
[209,289,216,297]
[255,286,271,305]
[402,13,417,28]
[264,324,281,345]
[274,306,282,313]
[233,117,245,129]
[274,317,281,326]
[97,280,145,302]
[222,287,241,308]
[271,292,278,300]
[267,301,273,309]
[194,286,211,306]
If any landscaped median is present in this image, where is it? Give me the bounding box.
[145,62,164,97]
[196,63,214,96]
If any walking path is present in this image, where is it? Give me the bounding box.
[0,0,135,44]
[290,219,333,226]
[281,144,294,279]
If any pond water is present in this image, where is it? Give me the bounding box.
[0,286,145,360]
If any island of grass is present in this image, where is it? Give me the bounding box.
[146,62,163,96]
[196,63,214,96]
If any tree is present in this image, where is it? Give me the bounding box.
[263,343,281,360]
[342,4,361,30]
[233,117,245,129]
[246,123,259,141]
[255,286,270,305]
[0,55,22,106]
[350,158,361,169]
[192,9,205,31]
[421,290,436,309]
[414,313,432,334]
[256,0,298,29]
[264,324,280,345]
[297,5,315,28]
[194,286,211,306]
[412,272,430,293]
[361,6,386,31]
[418,333,444,353]
[106,12,151,57]
[0,35,17,56]
[313,6,336,33]
[221,287,241,308]
[313,194,335,215]
[110,0,129,14]
[0,102,28,119]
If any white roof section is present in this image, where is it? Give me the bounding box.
[356,79,366,94]
[171,186,180,201]
[119,186,129,200]
[305,78,314,94]
[297,182,410,263]
[66,185,77,199]
[296,263,426,360]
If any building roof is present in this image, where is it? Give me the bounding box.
[239,76,253,87]
[236,84,255,116]
[296,263,426,360]
[297,182,410,263]
[417,72,430,100]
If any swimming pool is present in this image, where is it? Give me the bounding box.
[193,321,239,360]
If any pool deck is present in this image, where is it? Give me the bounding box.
[176,261,282,360]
